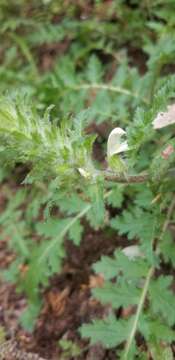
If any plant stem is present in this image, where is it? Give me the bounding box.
[68,83,149,104]
[10,33,39,79]
[102,167,175,184]
[123,266,154,359]
[160,196,175,240]
[103,171,148,183]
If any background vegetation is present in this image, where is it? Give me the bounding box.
[1,1,175,359]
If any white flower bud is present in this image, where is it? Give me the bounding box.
[107,127,128,159]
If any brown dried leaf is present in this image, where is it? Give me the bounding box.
[121,305,136,319]
[153,104,175,129]
[19,264,29,276]
[86,344,105,360]
[89,274,104,289]
[161,144,174,159]
[47,288,69,315]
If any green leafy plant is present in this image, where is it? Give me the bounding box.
[1,1,175,358]
[58,339,82,359]
[0,76,175,356]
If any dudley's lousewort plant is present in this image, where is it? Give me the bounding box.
[1,79,175,358]
[1,1,175,359]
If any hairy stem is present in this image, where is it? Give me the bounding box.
[101,167,175,184]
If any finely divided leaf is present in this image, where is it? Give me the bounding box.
[80,315,133,349]
[93,250,149,280]
[139,315,175,344]
[68,219,83,245]
[92,281,140,308]
[106,184,124,208]
[149,276,175,326]
[111,208,157,260]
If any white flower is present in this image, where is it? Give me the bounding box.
[78,168,90,178]
[122,245,144,260]
[107,127,129,159]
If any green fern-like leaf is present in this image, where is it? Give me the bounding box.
[127,76,175,156]
[80,315,133,349]
[110,208,158,260]
[92,281,140,308]
[149,276,175,326]
[93,250,149,281]
[68,220,83,246]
